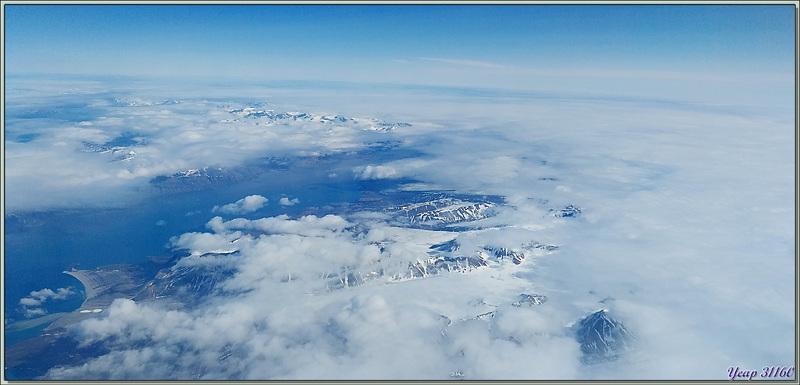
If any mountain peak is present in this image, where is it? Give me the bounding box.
[574,309,636,364]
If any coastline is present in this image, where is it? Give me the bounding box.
[5,312,69,332]
[43,266,145,332]
[63,269,98,307]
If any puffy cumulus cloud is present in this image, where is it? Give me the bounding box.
[48,280,581,380]
[279,197,300,206]
[16,287,77,320]
[18,287,76,316]
[45,209,590,380]
[30,287,76,301]
[205,214,352,238]
[169,230,243,257]
[75,299,194,347]
[19,297,42,307]
[230,234,380,287]
[353,165,400,180]
[171,214,383,292]
[352,158,433,181]
[42,347,181,380]
[212,195,268,215]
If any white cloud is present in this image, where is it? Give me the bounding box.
[212,195,268,215]
[21,287,76,305]
[19,297,42,307]
[45,207,590,379]
[18,287,77,318]
[469,156,520,184]
[6,77,794,380]
[279,197,300,206]
[206,214,351,237]
[3,80,412,211]
[24,308,47,318]
[353,165,400,180]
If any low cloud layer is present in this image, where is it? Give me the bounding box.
[4,79,418,211]
[5,77,794,380]
[48,211,587,380]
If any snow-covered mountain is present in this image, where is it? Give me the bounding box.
[114,98,183,107]
[572,309,636,364]
[149,158,290,193]
[225,107,411,132]
[80,132,143,162]
[551,204,582,218]
[512,293,548,307]
[387,195,498,230]
[135,253,237,308]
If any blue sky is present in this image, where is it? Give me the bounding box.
[3,4,797,101]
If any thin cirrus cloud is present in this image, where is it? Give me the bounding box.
[417,57,509,69]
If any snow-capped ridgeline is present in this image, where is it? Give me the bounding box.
[225,107,411,132]
[75,102,411,170]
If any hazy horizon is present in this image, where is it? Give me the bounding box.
[4,4,795,106]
